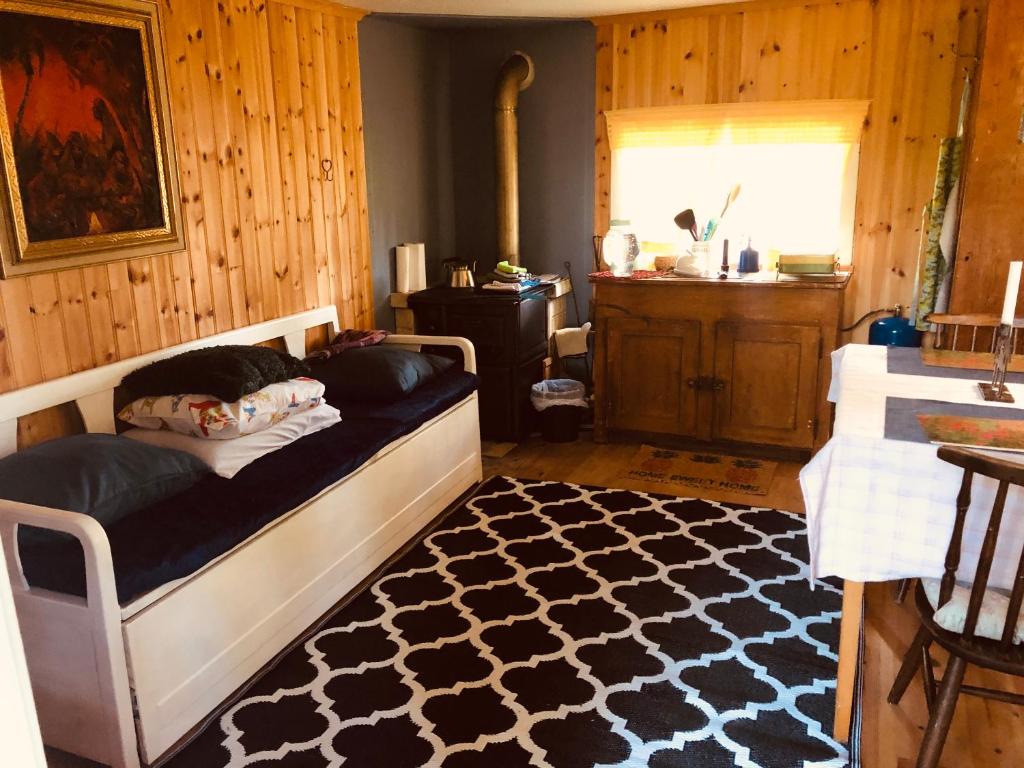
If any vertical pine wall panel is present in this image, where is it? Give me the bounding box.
[593,0,986,338]
[948,0,1024,315]
[0,0,371,394]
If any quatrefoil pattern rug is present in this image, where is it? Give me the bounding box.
[168,476,848,767]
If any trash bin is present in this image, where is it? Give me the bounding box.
[531,379,588,443]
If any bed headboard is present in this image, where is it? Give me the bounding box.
[0,306,340,459]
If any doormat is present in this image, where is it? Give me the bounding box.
[481,440,518,459]
[619,445,777,496]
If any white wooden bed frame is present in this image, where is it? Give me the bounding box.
[0,306,482,767]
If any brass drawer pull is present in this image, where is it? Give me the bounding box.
[687,376,726,391]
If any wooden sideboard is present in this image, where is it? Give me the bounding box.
[591,273,850,453]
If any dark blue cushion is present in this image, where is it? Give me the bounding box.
[0,434,208,536]
[310,346,456,404]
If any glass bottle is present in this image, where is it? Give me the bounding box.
[602,220,640,277]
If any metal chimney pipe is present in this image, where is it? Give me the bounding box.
[495,51,534,267]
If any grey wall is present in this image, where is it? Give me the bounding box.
[447,22,596,310]
[359,17,596,326]
[359,17,455,330]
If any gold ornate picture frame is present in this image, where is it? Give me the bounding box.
[0,0,182,278]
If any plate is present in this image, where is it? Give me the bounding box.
[672,268,706,278]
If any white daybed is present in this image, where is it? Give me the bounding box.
[0,306,482,768]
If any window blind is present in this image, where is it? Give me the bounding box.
[605,99,870,149]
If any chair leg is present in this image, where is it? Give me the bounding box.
[894,578,912,604]
[920,643,936,712]
[888,624,931,705]
[915,654,967,768]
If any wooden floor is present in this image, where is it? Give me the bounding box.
[45,432,1022,768]
[485,432,1024,768]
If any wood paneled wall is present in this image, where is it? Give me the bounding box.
[593,0,986,337]
[0,0,372,394]
[948,0,1023,315]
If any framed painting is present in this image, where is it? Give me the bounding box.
[0,0,183,277]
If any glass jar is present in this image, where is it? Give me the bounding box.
[602,220,640,277]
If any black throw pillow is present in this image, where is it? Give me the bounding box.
[310,346,455,404]
[121,345,310,403]
[0,434,209,547]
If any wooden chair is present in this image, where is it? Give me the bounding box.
[887,446,1024,768]
[925,313,1024,353]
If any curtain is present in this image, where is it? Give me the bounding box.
[914,76,971,330]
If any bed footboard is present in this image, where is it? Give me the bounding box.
[0,502,139,768]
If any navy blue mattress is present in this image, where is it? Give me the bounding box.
[19,370,477,603]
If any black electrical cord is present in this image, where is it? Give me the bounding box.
[841,308,893,333]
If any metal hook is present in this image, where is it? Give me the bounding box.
[321,158,334,182]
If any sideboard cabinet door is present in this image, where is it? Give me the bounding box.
[712,322,821,449]
[605,317,702,437]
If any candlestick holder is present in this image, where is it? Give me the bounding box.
[979,322,1015,403]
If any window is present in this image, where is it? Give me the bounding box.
[605,100,869,266]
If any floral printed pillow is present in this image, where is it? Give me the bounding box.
[118,378,326,439]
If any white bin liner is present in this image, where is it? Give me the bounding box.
[531,379,587,411]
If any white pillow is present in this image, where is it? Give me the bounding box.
[118,378,326,439]
[124,404,341,479]
[922,578,1024,645]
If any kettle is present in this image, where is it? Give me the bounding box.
[443,258,476,288]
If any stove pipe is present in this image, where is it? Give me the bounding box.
[494,52,534,267]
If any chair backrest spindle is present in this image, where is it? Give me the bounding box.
[963,480,1009,639]
[1001,544,1024,649]
[940,468,974,606]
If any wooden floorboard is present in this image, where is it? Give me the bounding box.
[486,432,1024,768]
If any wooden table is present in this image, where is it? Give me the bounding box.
[834,581,864,742]
[801,344,1024,742]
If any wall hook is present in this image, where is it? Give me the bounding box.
[321,158,334,182]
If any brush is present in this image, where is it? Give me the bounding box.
[673,209,699,240]
[704,183,742,241]
[720,183,741,218]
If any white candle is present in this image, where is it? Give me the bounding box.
[1002,261,1023,325]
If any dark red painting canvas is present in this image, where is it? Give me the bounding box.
[0,10,164,242]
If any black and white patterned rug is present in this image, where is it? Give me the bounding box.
[166,476,848,767]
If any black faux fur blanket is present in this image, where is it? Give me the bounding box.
[121,345,311,403]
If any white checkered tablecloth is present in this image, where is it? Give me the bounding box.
[800,344,1024,587]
